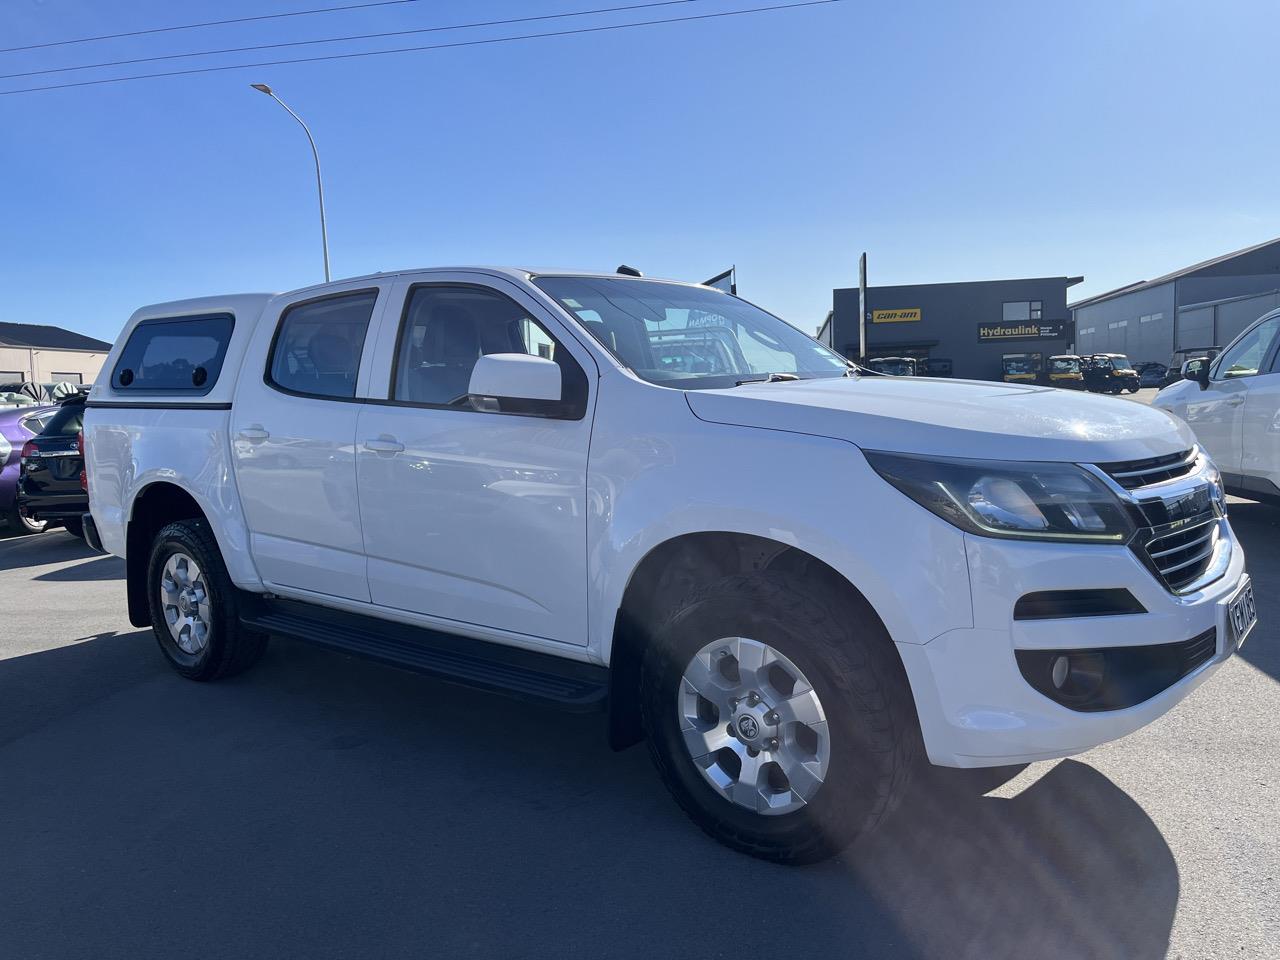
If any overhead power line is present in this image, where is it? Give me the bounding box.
[0,0,701,81]
[0,0,844,97]
[0,0,422,55]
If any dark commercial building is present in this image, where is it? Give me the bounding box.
[1071,236,1280,365]
[820,276,1083,381]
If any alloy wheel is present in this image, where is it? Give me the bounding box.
[159,552,212,655]
[677,637,831,816]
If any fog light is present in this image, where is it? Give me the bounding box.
[1047,651,1107,704]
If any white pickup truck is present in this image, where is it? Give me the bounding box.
[84,267,1256,863]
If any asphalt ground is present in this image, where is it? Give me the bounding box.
[0,394,1275,959]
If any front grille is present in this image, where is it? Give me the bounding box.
[1097,448,1197,489]
[1141,517,1220,592]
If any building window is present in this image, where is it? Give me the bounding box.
[1002,300,1044,323]
[50,372,83,384]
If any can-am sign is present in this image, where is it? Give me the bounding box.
[871,308,921,324]
[978,320,1067,342]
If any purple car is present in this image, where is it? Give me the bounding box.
[1,405,57,534]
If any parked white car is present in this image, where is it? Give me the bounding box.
[83,268,1256,863]
[1154,308,1280,504]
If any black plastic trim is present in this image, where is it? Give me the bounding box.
[1015,628,1217,712]
[1013,588,1147,621]
[86,401,233,410]
[81,512,104,552]
[238,594,607,712]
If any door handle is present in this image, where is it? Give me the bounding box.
[365,437,404,454]
[237,426,269,443]
[1226,397,1245,406]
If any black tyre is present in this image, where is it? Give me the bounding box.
[62,516,85,539]
[5,502,46,536]
[146,519,267,681]
[640,570,920,864]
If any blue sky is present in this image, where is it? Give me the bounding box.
[2,0,1278,342]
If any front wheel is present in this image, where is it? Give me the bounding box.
[146,519,268,680]
[640,571,920,864]
[62,516,85,539]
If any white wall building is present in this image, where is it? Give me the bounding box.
[0,322,113,387]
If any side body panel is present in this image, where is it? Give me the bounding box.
[86,295,276,589]
[581,374,975,665]
[86,408,264,589]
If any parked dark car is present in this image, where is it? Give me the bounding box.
[1134,362,1168,388]
[1161,346,1222,387]
[1083,353,1141,393]
[865,356,918,376]
[1,404,58,534]
[16,393,88,538]
[921,358,953,377]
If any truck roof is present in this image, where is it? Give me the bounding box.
[93,267,723,408]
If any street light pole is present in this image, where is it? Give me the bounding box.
[251,83,330,282]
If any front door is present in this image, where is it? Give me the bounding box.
[355,277,596,645]
[1185,315,1280,477]
[231,285,386,601]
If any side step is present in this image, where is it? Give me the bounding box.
[238,594,608,712]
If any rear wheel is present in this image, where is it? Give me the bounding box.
[147,519,267,680]
[4,503,46,536]
[640,570,920,864]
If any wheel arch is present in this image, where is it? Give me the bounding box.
[605,530,904,750]
[124,482,215,627]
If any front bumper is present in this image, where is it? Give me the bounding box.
[899,525,1248,768]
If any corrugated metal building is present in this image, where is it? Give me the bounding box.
[1071,237,1280,365]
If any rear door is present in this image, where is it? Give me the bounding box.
[231,283,389,601]
[354,274,597,645]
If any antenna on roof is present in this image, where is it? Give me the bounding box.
[616,264,643,277]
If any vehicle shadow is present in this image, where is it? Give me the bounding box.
[0,529,97,571]
[1227,501,1280,682]
[0,634,1178,960]
[31,554,124,582]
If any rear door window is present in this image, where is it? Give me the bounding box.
[267,291,379,400]
[112,314,234,393]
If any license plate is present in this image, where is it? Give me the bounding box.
[1227,581,1257,650]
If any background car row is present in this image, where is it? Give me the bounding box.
[0,391,89,538]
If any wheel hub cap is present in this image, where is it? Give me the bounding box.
[677,636,831,816]
[159,552,211,656]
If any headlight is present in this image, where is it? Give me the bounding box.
[864,451,1136,542]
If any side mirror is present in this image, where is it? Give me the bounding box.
[1181,358,1210,390]
[468,353,563,415]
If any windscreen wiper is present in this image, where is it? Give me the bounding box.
[735,372,801,386]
